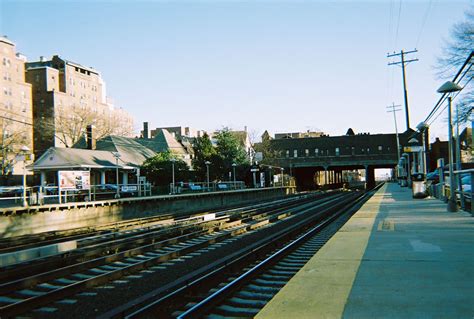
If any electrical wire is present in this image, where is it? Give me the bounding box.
[394,0,403,49]
[415,0,433,49]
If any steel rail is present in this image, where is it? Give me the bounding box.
[99,192,354,318]
[0,192,324,282]
[177,185,382,318]
[0,192,336,317]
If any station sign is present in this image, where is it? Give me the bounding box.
[403,146,423,153]
[250,168,259,172]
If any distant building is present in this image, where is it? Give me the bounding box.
[274,130,325,139]
[209,128,255,161]
[0,36,33,180]
[25,55,134,158]
[149,126,205,139]
[460,127,473,164]
[136,128,192,166]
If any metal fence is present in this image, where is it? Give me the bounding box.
[427,168,473,213]
[0,183,152,208]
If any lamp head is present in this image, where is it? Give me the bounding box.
[416,122,428,131]
[20,145,30,152]
[437,81,462,94]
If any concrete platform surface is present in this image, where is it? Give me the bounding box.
[257,183,474,319]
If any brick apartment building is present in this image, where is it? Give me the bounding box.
[0,36,33,179]
[25,55,134,158]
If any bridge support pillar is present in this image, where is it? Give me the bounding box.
[365,165,376,189]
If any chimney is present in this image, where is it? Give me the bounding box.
[39,56,44,62]
[86,125,96,150]
[143,122,149,139]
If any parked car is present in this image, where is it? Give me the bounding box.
[0,186,25,197]
[461,175,471,193]
[426,171,440,183]
[43,184,59,195]
[95,184,136,198]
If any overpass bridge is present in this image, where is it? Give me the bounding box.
[264,129,420,189]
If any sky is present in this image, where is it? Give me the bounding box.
[1,0,472,142]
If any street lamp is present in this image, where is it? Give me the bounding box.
[416,122,429,175]
[232,163,237,189]
[171,158,176,194]
[20,145,30,207]
[112,152,121,199]
[281,167,285,187]
[205,161,211,191]
[437,80,463,212]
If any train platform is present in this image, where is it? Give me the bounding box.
[257,182,474,319]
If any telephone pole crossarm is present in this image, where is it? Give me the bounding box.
[387,49,419,131]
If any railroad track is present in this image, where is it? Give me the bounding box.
[110,186,380,318]
[0,191,339,318]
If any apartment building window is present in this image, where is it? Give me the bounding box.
[305,149,309,156]
[315,148,319,156]
[335,147,340,156]
[293,150,298,158]
[2,58,6,66]
[285,150,290,157]
[3,87,7,95]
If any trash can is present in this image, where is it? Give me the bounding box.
[412,173,427,198]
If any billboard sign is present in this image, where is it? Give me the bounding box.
[58,171,90,190]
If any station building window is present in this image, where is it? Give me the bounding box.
[378,145,383,152]
[293,150,298,158]
[305,149,309,156]
[286,150,290,158]
[335,147,340,156]
[315,148,319,156]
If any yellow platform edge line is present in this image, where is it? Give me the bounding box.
[256,184,387,319]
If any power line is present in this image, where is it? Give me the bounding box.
[415,0,433,48]
[394,0,403,49]
[387,49,419,131]
[387,103,402,161]
[424,51,473,125]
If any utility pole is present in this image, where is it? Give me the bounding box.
[387,49,418,131]
[387,103,402,162]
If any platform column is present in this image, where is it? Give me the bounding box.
[100,171,106,185]
[122,172,128,185]
[40,171,46,186]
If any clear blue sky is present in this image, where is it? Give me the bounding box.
[1,0,471,141]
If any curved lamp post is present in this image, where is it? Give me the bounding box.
[20,145,30,207]
[171,158,176,194]
[112,152,121,199]
[416,121,429,175]
[232,163,237,188]
[205,161,211,191]
[437,81,463,212]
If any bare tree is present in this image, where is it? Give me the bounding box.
[52,105,134,148]
[54,106,96,147]
[437,6,474,123]
[1,118,30,178]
